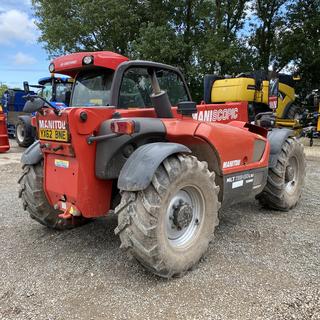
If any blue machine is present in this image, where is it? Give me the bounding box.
[37,76,72,110]
[1,89,35,137]
[1,76,72,147]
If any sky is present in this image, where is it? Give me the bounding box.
[0,0,49,88]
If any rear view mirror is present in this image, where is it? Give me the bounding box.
[23,98,45,113]
[23,81,30,94]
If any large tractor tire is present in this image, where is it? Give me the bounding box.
[18,162,88,230]
[115,154,220,278]
[257,137,305,211]
[15,118,34,147]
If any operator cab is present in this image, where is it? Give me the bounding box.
[50,52,192,110]
[70,64,191,110]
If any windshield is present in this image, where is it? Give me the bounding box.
[71,69,114,107]
[41,82,53,101]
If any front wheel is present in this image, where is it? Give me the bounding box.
[115,154,220,278]
[257,137,306,211]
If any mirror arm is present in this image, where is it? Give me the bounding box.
[23,94,60,115]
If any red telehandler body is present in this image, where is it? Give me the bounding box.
[19,51,305,278]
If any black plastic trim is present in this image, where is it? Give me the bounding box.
[222,167,268,207]
[117,142,191,191]
[267,128,294,168]
[21,140,43,165]
[95,118,166,179]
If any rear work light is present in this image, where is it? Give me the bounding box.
[48,63,55,73]
[83,55,94,65]
[110,120,140,135]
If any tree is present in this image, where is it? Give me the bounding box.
[248,0,288,71]
[277,0,320,93]
[33,0,142,56]
[0,83,8,99]
[198,0,252,73]
[33,0,250,99]
[132,0,252,100]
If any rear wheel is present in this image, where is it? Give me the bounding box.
[115,154,220,278]
[18,162,89,230]
[15,119,34,147]
[257,137,305,211]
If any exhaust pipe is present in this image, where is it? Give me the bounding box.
[149,70,173,118]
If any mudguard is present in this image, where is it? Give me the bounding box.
[268,128,294,168]
[21,140,42,165]
[18,115,32,126]
[96,118,166,179]
[117,142,191,191]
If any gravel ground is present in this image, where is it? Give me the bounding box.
[0,140,319,320]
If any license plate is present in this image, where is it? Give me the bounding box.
[39,129,68,142]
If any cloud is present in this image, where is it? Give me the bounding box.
[13,52,37,65]
[0,9,38,45]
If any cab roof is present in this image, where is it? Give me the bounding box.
[51,51,129,77]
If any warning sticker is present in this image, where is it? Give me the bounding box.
[232,180,244,189]
[54,159,69,169]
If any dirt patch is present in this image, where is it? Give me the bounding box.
[0,140,319,320]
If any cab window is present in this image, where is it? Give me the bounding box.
[119,68,152,108]
[71,69,114,107]
[118,67,189,109]
[157,69,189,105]
[55,82,73,105]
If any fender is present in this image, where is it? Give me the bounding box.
[117,142,191,191]
[18,115,32,125]
[21,140,43,165]
[268,128,294,168]
[95,118,166,179]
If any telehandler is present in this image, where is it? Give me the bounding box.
[19,51,306,278]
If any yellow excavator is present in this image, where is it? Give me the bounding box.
[203,71,301,128]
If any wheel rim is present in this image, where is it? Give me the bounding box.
[16,123,25,142]
[285,156,299,194]
[165,186,204,248]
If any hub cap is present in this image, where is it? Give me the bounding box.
[285,157,298,194]
[166,186,204,248]
[16,123,25,142]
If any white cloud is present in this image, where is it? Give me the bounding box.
[13,52,37,65]
[0,9,38,45]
